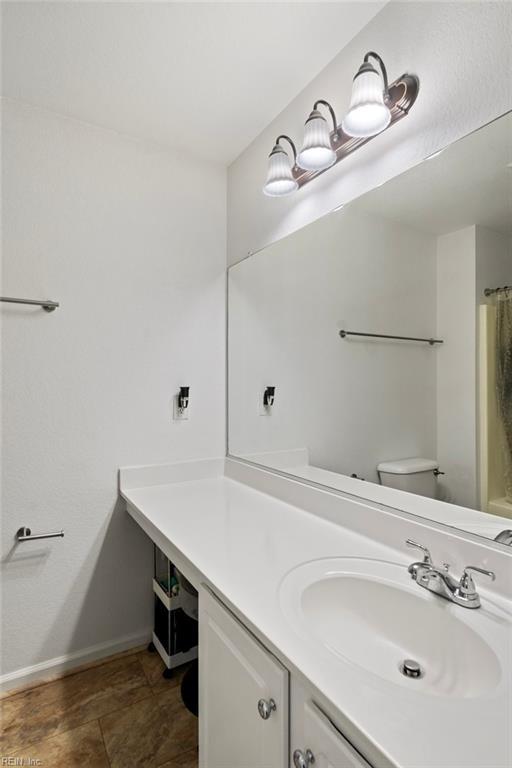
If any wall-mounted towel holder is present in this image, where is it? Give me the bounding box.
[1,296,59,312]
[16,527,65,542]
[339,330,443,346]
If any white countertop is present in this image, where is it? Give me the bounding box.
[120,461,511,768]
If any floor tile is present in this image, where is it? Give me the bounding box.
[138,647,167,687]
[0,647,144,702]
[5,721,109,767]
[138,649,188,697]
[0,655,151,754]
[100,693,198,768]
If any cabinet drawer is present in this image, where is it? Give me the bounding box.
[297,700,371,768]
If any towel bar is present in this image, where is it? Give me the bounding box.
[1,296,59,312]
[339,330,443,345]
[16,526,65,542]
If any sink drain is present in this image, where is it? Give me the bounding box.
[400,659,423,679]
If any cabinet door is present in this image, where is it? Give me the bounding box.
[293,701,371,768]
[199,587,288,768]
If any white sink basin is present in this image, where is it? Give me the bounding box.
[279,557,510,698]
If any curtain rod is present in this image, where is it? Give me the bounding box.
[484,286,511,296]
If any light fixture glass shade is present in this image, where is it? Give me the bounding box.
[297,110,336,171]
[263,144,298,197]
[342,65,391,138]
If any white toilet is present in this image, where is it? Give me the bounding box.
[377,457,439,498]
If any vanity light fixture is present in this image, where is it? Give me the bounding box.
[297,100,338,171]
[262,51,419,197]
[341,52,391,138]
[263,135,298,197]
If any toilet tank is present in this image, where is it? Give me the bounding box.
[377,458,439,498]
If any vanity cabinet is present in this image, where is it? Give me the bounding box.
[290,679,372,768]
[200,586,374,768]
[199,587,289,768]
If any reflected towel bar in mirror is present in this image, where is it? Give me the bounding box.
[1,296,59,312]
[16,527,65,542]
[339,330,444,346]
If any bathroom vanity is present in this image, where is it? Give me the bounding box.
[120,457,512,768]
[119,110,512,768]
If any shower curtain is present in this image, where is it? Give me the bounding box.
[496,288,512,501]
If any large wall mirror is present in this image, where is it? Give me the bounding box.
[228,111,512,544]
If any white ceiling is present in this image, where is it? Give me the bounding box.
[1,1,384,165]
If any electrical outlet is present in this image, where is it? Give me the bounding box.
[258,393,272,417]
[173,395,189,420]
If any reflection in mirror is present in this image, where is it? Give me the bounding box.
[228,112,512,543]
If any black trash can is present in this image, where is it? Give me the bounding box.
[181,659,198,717]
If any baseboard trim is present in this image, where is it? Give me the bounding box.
[0,628,152,696]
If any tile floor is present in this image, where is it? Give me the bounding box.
[0,648,198,767]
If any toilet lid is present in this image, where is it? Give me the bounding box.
[377,458,439,474]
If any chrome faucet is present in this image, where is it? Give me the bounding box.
[405,539,495,609]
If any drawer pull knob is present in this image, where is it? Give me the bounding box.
[293,749,315,768]
[257,698,276,720]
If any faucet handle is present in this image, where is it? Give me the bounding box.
[405,539,432,565]
[459,566,496,596]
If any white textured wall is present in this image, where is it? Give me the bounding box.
[475,228,512,301]
[229,207,437,484]
[1,100,226,681]
[436,227,477,509]
[227,1,512,264]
